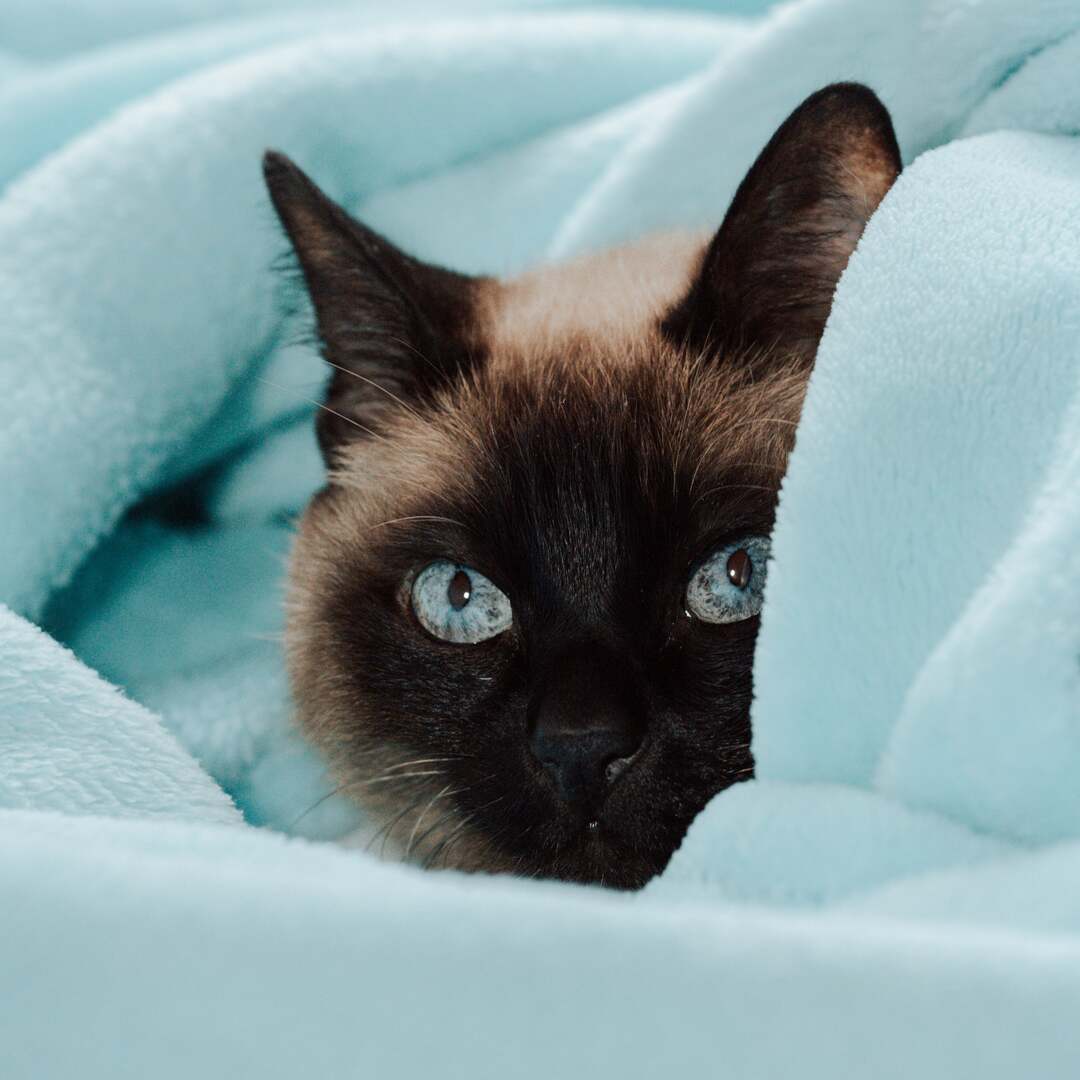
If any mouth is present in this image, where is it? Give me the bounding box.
[510,813,671,890]
[364,792,674,890]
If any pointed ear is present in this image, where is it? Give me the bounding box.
[662,83,901,366]
[262,151,484,460]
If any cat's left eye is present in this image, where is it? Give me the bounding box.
[685,536,771,624]
[411,560,513,644]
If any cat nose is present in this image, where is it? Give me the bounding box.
[530,726,642,811]
[528,645,645,813]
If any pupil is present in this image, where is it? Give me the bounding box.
[726,549,752,590]
[447,569,472,610]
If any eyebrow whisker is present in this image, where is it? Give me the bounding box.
[691,482,777,511]
[255,375,387,442]
[368,515,468,531]
[321,358,424,421]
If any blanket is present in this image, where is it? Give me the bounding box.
[3,1,1080,1076]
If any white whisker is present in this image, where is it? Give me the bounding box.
[321,358,424,421]
[405,784,455,860]
[368,515,467,531]
[255,375,387,442]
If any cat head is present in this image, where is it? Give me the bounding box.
[265,83,900,888]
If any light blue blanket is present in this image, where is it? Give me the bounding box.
[3,1,1080,1076]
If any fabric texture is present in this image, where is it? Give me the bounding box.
[3,1,1080,1076]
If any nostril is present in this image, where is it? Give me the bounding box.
[602,753,634,785]
[531,731,641,805]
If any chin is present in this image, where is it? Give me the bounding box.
[454,811,683,891]
[537,838,666,891]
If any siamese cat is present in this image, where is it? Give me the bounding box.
[264,83,901,889]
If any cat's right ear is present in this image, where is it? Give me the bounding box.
[262,151,483,461]
[662,83,901,368]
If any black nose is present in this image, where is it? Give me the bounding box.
[528,645,646,814]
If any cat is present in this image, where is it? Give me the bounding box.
[264,82,901,889]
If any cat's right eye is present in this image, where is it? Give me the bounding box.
[685,536,771,624]
[410,560,513,644]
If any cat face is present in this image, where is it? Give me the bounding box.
[266,83,900,888]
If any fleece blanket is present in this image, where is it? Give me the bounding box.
[3,0,1080,1076]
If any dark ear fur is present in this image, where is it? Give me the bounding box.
[663,82,901,365]
[262,151,483,459]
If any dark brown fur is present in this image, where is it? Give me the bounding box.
[265,83,901,888]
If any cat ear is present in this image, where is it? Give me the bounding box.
[262,151,483,459]
[662,82,901,366]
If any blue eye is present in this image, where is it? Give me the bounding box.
[411,560,512,644]
[685,536,771,624]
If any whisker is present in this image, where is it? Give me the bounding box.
[405,784,455,860]
[288,783,345,830]
[368,515,467,531]
[404,773,499,861]
[430,820,475,871]
[407,803,465,863]
[254,375,387,442]
[688,458,785,498]
[362,770,444,784]
[388,334,445,380]
[724,416,799,436]
[423,814,475,871]
[383,757,462,772]
[687,454,706,499]
[370,797,425,858]
[691,483,777,510]
[717,461,788,473]
[423,794,506,871]
[287,768,445,830]
[321,358,424,421]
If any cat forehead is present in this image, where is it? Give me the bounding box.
[325,229,804,529]
[480,230,709,355]
[327,339,804,546]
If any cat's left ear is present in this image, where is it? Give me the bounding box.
[663,82,901,366]
[262,151,484,461]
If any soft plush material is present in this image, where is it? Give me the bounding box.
[3,1,1080,1076]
